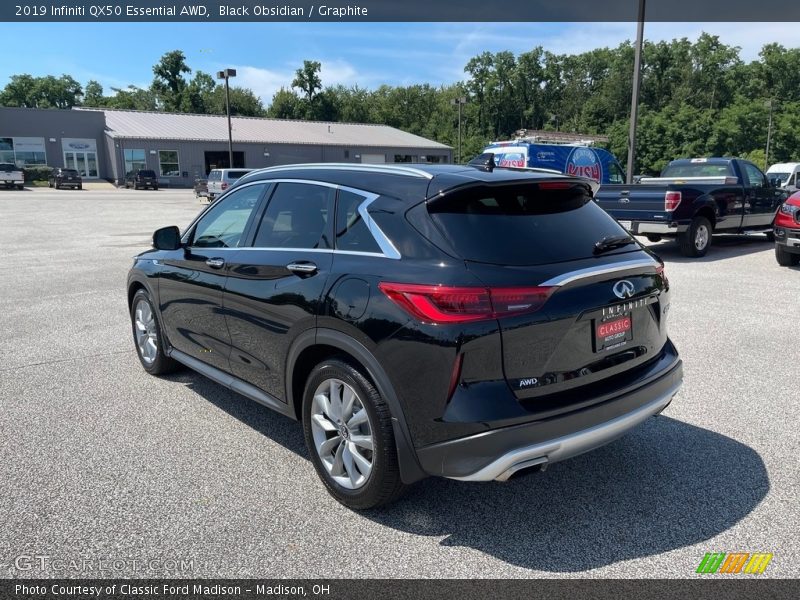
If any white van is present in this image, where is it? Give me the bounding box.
[207,168,254,200]
[766,162,800,192]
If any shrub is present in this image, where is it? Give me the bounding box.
[24,165,53,182]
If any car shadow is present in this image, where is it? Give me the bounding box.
[641,234,773,263]
[164,371,769,572]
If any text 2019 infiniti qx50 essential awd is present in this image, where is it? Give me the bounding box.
[127,162,682,509]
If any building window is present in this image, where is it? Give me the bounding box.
[158,150,180,177]
[124,149,146,174]
[0,137,47,166]
[394,155,415,163]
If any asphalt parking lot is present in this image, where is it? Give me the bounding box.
[1,187,798,579]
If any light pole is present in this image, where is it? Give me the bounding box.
[450,96,467,164]
[216,68,237,168]
[765,98,776,171]
[626,0,645,184]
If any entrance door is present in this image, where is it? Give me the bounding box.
[63,151,99,178]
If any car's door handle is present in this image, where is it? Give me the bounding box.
[205,257,225,269]
[287,262,318,274]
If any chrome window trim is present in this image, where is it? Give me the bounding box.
[241,163,434,181]
[539,258,659,287]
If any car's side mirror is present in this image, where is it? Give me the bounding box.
[152,226,182,250]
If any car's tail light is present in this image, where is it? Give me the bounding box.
[221,182,229,191]
[665,191,682,211]
[656,263,669,288]
[378,282,554,324]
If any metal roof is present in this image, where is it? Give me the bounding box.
[76,108,450,150]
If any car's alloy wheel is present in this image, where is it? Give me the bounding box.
[134,298,158,365]
[310,378,375,490]
[129,289,179,375]
[694,223,709,251]
[302,360,406,509]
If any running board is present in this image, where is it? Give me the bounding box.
[168,349,294,418]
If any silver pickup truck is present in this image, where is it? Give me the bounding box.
[1,163,24,190]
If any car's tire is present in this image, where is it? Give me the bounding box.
[646,234,662,243]
[765,230,776,243]
[153,185,159,191]
[679,216,712,257]
[134,183,139,190]
[77,185,82,190]
[775,244,800,267]
[48,181,52,188]
[302,359,406,509]
[16,184,23,190]
[130,288,180,375]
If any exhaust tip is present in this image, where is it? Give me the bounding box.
[496,456,548,482]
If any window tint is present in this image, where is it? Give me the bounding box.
[427,183,629,266]
[335,190,381,254]
[608,163,625,184]
[254,183,334,249]
[226,170,250,180]
[661,162,734,177]
[208,171,222,180]
[191,184,263,248]
[742,163,766,188]
[138,170,156,177]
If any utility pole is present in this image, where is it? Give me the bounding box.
[217,68,237,168]
[626,0,645,184]
[765,98,775,171]
[451,97,467,164]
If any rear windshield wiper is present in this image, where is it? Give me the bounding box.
[594,235,635,254]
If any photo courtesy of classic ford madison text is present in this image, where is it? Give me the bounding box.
[0,2,798,594]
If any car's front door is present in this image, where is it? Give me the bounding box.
[742,161,782,229]
[158,182,267,372]
[223,181,336,400]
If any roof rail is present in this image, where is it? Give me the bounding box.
[251,163,434,180]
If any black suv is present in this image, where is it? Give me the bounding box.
[125,169,158,190]
[127,163,683,509]
[48,167,82,190]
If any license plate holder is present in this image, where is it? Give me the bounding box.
[594,315,633,352]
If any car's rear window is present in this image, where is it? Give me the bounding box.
[227,170,250,180]
[0,163,16,171]
[661,162,734,177]
[61,169,79,175]
[138,170,156,177]
[427,182,628,266]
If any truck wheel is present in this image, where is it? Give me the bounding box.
[646,235,662,243]
[775,244,800,267]
[679,216,712,257]
[16,184,23,190]
[765,231,776,243]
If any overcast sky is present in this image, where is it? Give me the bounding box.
[3,22,798,104]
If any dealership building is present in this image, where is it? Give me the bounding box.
[0,106,452,186]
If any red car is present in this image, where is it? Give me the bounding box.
[774,191,800,266]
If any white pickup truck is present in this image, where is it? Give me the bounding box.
[1,163,24,190]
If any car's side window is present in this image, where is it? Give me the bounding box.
[191,184,264,248]
[253,183,334,249]
[743,163,767,189]
[335,189,381,254]
[608,163,625,184]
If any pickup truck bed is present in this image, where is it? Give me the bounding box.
[596,158,788,257]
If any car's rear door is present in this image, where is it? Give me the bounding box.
[158,182,268,372]
[740,161,783,228]
[222,180,336,399]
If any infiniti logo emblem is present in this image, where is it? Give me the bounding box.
[613,280,635,299]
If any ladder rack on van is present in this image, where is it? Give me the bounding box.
[491,129,610,147]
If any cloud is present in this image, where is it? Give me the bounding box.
[230,59,372,102]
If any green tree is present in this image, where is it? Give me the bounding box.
[151,50,191,112]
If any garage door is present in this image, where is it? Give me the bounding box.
[360,154,386,164]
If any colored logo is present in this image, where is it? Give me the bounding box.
[566,147,602,182]
[696,552,773,575]
[495,152,526,168]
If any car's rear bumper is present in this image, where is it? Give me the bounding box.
[415,356,683,481]
[630,221,687,235]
